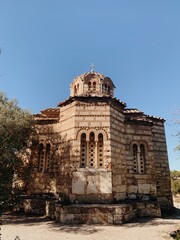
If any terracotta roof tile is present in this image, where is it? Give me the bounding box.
[34,107,60,120]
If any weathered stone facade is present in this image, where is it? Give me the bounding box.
[27,71,172,222]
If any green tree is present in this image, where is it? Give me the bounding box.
[0,92,34,216]
[171,170,180,195]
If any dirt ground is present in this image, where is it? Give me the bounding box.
[1,200,180,240]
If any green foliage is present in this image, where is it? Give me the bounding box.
[171,170,180,195]
[0,92,34,214]
[170,230,180,240]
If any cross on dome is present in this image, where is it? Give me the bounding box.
[90,63,95,72]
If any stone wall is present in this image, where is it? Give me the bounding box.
[124,121,156,200]
[28,96,172,207]
[64,99,113,203]
[46,201,161,224]
[109,103,127,201]
[152,121,172,204]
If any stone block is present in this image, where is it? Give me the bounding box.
[150,184,157,193]
[114,192,126,200]
[138,184,151,194]
[137,202,146,209]
[87,174,99,194]
[60,214,74,224]
[93,212,108,224]
[99,172,112,194]
[113,214,123,224]
[116,185,126,193]
[115,208,123,214]
[128,185,138,193]
[113,174,122,186]
[124,210,137,222]
[128,194,137,199]
[142,195,150,201]
[72,172,85,194]
[73,214,84,224]
[108,213,113,224]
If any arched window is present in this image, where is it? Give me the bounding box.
[132,143,146,174]
[93,81,96,91]
[77,84,79,94]
[89,132,95,167]
[88,82,91,91]
[38,143,52,172]
[38,143,44,172]
[74,85,77,95]
[97,133,104,167]
[104,84,107,94]
[80,133,87,168]
[107,86,110,95]
[140,144,145,173]
[80,131,105,168]
[45,143,51,172]
[133,144,138,173]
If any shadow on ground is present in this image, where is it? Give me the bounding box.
[2,213,102,235]
[47,222,102,235]
[2,213,48,226]
[1,211,180,235]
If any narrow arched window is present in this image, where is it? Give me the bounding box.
[132,143,146,174]
[77,84,79,94]
[140,144,145,173]
[38,143,52,173]
[74,85,77,95]
[107,86,110,95]
[88,82,91,91]
[133,144,138,173]
[97,133,104,167]
[45,143,51,172]
[88,132,95,167]
[104,84,107,94]
[79,131,105,169]
[38,144,45,172]
[80,133,87,168]
[93,81,96,91]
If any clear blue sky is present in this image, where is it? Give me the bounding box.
[1,0,180,170]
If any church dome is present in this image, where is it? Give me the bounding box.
[70,71,115,97]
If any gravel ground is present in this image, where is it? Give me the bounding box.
[1,203,180,240]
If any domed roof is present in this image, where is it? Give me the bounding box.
[70,71,115,97]
[79,71,115,87]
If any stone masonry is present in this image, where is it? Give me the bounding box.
[26,71,173,223]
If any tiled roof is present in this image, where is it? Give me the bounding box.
[58,96,126,108]
[146,115,164,122]
[34,108,60,120]
[124,108,143,114]
[124,108,164,123]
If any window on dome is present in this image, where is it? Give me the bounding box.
[107,86,110,94]
[77,84,79,94]
[93,81,96,91]
[74,85,77,95]
[88,82,91,91]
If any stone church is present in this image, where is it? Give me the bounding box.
[27,70,173,223]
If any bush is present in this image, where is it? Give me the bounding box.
[171,171,180,195]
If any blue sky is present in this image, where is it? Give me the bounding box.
[0,0,180,170]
